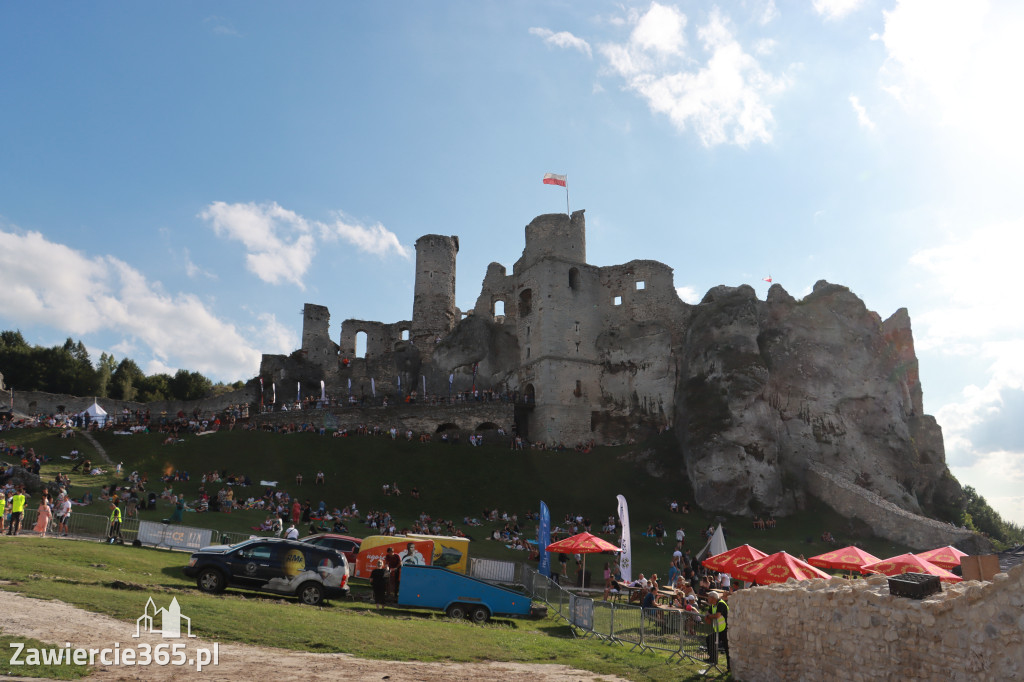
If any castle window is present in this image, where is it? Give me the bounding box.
[574,322,579,333]
[355,331,368,359]
[494,300,505,317]
[569,267,580,291]
[636,280,645,290]
[527,325,530,339]
[526,347,531,358]
[519,289,533,316]
[400,329,410,341]
[613,295,622,306]
[575,342,580,353]
[574,380,582,397]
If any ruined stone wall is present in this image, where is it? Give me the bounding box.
[301,303,337,365]
[472,262,514,322]
[598,259,684,325]
[730,564,1024,682]
[338,319,411,361]
[8,387,257,421]
[253,402,514,436]
[807,462,984,552]
[411,234,459,350]
[514,211,586,274]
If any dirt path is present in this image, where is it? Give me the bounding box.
[77,430,111,465]
[0,591,626,681]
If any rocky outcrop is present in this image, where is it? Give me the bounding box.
[676,280,962,519]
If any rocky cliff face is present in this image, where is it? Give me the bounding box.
[676,280,960,517]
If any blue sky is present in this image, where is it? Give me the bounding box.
[2,1,1022,524]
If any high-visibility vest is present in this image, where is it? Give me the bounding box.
[711,601,728,633]
[0,498,6,515]
[11,494,25,514]
[110,507,122,524]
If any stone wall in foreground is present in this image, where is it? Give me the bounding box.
[730,563,1024,682]
[807,461,988,554]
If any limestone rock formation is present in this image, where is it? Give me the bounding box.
[259,211,966,530]
[677,280,959,517]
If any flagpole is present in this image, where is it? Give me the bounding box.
[566,182,570,217]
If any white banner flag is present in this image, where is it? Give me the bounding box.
[320,380,325,401]
[616,494,632,583]
[371,378,376,397]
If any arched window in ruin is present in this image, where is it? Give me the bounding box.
[519,289,532,316]
[524,384,535,404]
[400,328,410,341]
[493,300,505,317]
[355,331,368,359]
[435,422,460,433]
[569,267,580,290]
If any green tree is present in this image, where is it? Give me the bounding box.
[95,353,117,398]
[169,369,213,401]
[137,373,172,402]
[110,359,145,401]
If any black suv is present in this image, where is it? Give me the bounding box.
[184,538,349,605]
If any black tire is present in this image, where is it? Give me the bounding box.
[446,603,467,619]
[469,606,490,624]
[196,568,226,594]
[298,581,324,606]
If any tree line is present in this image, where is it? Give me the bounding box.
[0,330,244,402]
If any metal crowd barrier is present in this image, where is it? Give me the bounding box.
[16,509,140,542]
[519,565,725,673]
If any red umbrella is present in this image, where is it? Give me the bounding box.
[702,544,768,573]
[546,532,621,588]
[914,546,968,570]
[733,551,832,584]
[862,553,962,582]
[807,546,881,573]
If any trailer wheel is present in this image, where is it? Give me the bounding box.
[469,606,490,624]
[446,603,467,620]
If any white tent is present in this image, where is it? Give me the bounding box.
[79,399,108,427]
[695,523,728,561]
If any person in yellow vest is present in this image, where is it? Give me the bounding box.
[7,487,26,536]
[107,501,123,544]
[0,493,7,534]
[705,590,730,671]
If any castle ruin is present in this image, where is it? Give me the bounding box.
[260,208,975,541]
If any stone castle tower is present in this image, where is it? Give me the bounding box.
[411,234,459,351]
[301,304,336,363]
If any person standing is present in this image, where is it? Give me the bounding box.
[370,559,389,610]
[0,492,7,534]
[7,487,26,535]
[705,591,730,670]
[384,546,402,601]
[107,502,123,544]
[55,493,71,536]
[33,495,52,536]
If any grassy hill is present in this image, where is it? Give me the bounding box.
[3,426,912,572]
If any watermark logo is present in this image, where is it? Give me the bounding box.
[135,597,194,638]
[9,596,218,672]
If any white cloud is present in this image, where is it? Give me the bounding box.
[753,0,780,25]
[848,94,875,130]
[676,286,701,304]
[529,27,592,57]
[630,2,687,56]
[951,450,1024,525]
[812,0,865,21]
[0,226,268,381]
[183,248,216,280]
[910,218,1024,523]
[203,16,240,37]
[200,201,409,289]
[600,6,789,147]
[879,0,1024,157]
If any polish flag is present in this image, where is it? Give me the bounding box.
[763,276,773,283]
[543,173,567,187]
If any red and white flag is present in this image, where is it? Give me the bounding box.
[543,173,567,187]
[763,275,773,283]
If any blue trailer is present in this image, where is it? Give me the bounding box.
[398,564,536,623]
